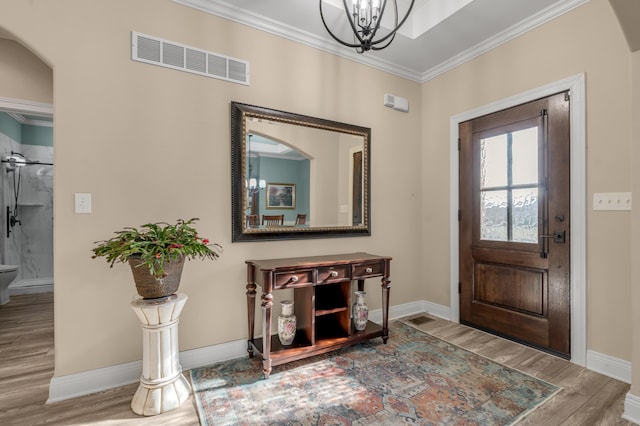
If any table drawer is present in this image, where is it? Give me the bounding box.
[274,269,313,289]
[317,265,350,283]
[352,261,384,278]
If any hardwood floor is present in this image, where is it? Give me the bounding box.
[0,293,632,425]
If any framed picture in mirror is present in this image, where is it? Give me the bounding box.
[266,183,296,209]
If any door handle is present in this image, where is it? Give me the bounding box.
[540,230,565,258]
[540,231,565,244]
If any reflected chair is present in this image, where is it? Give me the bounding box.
[262,214,284,226]
[295,214,307,226]
[245,214,258,227]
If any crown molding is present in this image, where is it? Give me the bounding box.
[172,0,424,82]
[173,0,590,83]
[421,0,591,82]
[0,97,53,128]
[0,96,53,117]
[7,112,53,128]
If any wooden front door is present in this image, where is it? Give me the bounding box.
[459,92,571,358]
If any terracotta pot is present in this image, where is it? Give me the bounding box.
[128,255,186,299]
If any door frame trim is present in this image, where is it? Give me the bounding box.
[449,73,587,366]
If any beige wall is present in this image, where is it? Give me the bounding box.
[0,0,422,376]
[0,38,52,104]
[0,0,637,388]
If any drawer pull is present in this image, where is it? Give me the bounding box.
[365,267,373,273]
[329,270,339,278]
[289,275,299,283]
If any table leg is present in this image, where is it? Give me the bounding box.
[381,276,391,344]
[246,282,256,357]
[261,291,273,378]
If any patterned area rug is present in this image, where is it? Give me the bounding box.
[190,321,559,425]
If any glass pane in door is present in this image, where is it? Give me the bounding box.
[512,127,538,186]
[480,190,508,241]
[480,134,507,189]
[512,188,538,243]
[479,126,539,243]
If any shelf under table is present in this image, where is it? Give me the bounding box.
[250,321,383,367]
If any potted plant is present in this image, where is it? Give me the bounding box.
[92,218,222,299]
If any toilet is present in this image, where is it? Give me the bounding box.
[0,265,19,305]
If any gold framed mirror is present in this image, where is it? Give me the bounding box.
[231,102,371,242]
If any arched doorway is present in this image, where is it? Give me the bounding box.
[0,34,54,304]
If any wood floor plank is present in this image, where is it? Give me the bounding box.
[0,296,633,425]
[559,378,631,426]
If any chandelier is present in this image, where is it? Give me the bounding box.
[320,0,415,53]
[247,178,266,195]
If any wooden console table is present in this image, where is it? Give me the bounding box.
[245,252,392,378]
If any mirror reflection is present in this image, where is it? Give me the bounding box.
[231,102,371,242]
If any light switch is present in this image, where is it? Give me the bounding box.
[593,192,632,211]
[75,193,92,214]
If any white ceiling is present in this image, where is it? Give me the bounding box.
[173,0,590,82]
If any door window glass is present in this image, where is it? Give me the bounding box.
[480,127,538,243]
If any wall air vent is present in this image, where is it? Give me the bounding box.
[131,31,250,86]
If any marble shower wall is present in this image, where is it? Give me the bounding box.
[0,131,53,285]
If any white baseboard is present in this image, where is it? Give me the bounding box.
[623,392,640,425]
[48,338,247,404]
[47,299,633,403]
[370,299,451,324]
[586,350,631,384]
[372,300,429,323]
[48,360,142,403]
[418,300,452,321]
[179,338,247,371]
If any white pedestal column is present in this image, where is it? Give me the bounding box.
[130,293,191,416]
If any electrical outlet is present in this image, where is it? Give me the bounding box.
[75,193,92,214]
[593,192,632,211]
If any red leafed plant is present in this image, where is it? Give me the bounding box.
[92,218,222,277]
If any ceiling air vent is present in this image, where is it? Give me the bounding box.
[131,31,250,86]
